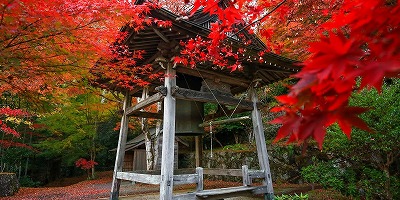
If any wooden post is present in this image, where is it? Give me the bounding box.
[195,136,203,167]
[242,165,251,186]
[110,92,132,200]
[196,167,204,192]
[160,63,176,200]
[250,88,274,200]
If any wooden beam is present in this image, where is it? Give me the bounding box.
[160,64,176,200]
[143,52,161,65]
[250,88,274,200]
[176,66,251,88]
[258,71,275,83]
[110,93,132,200]
[257,67,294,74]
[174,186,268,200]
[118,171,199,186]
[116,172,161,184]
[123,168,196,175]
[172,87,258,110]
[126,92,165,116]
[173,174,199,185]
[195,186,267,197]
[203,168,243,177]
[249,169,266,179]
[129,111,163,119]
[173,193,196,200]
[152,27,170,43]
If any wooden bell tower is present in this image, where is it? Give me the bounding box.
[106,1,299,200]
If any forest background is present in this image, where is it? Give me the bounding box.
[0,0,398,199]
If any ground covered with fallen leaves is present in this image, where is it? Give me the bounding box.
[0,171,350,200]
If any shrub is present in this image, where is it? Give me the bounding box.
[275,193,308,200]
[19,176,41,187]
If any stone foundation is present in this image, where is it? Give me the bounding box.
[0,173,19,197]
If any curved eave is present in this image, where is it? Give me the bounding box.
[99,4,300,95]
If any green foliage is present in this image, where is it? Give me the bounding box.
[204,103,218,116]
[222,143,251,151]
[35,92,119,167]
[261,78,295,106]
[258,79,297,139]
[358,167,400,199]
[19,176,41,187]
[300,78,400,199]
[301,159,358,196]
[94,115,120,170]
[275,193,308,200]
[0,146,35,173]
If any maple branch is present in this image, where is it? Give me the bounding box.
[0,17,44,48]
[0,79,41,99]
[231,0,287,37]
[87,87,122,104]
[1,18,102,52]
[111,91,123,102]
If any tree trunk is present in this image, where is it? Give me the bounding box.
[140,88,156,171]
[0,131,5,172]
[383,152,394,200]
[153,102,162,169]
[383,166,391,200]
[143,118,154,170]
[24,133,33,177]
[90,146,96,179]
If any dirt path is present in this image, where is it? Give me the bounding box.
[0,171,319,200]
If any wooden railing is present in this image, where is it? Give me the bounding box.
[116,165,267,199]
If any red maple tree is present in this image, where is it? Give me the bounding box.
[0,0,168,143]
[270,0,399,148]
[75,158,98,179]
[180,0,399,148]
[0,107,34,149]
[2,0,399,149]
[0,0,166,97]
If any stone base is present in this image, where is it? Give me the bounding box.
[0,173,19,197]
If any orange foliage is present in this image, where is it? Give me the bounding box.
[0,0,161,97]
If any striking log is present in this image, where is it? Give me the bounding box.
[198,116,250,127]
[171,87,259,110]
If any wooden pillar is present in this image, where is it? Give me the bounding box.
[250,88,274,200]
[160,63,176,200]
[195,136,203,167]
[196,167,204,192]
[110,92,132,200]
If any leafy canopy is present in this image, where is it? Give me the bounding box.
[183,0,399,147]
[1,0,399,149]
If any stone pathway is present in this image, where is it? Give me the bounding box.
[101,182,264,200]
